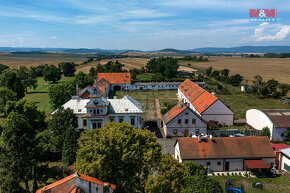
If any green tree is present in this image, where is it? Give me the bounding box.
[75,122,162,193]
[89,67,96,78]
[0,87,17,115]
[181,175,223,193]
[211,70,220,77]
[205,67,212,75]
[261,127,271,139]
[17,66,38,93]
[48,107,78,159]
[0,112,37,192]
[278,83,290,97]
[145,154,187,193]
[229,74,243,86]
[43,65,62,83]
[49,82,75,109]
[152,73,165,81]
[183,161,206,176]
[0,69,25,99]
[0,63,9,74]
[220,69,230,77]
[252,75,264,96]
[266,79,279,93]
[62,127,79,166]
[73,71,94,89]
[58,62,76,77]
[146,57,179,79]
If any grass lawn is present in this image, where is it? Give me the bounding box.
[204,78,290,119]
[116,90,178,120]
[25,76,74,114]
[136,73,154,81]
[209,175,290,193]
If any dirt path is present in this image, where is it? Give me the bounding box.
[144,92,157,121]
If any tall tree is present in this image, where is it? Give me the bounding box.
[0,112,37,192]
[75,122,162,193]
[0,87,17,115]
[145,154,188,193]
[73,71,94,89]
[49,82,75,109]
[229,74,243,86]
[261,127,271,139]
[43,65,62,83]
[0,69,25,99]
[220,69,230,77]
[0,63,9,74]
[146,57,179,79]
[62,127,79,166]
[58,62,76,77]
[48,107,78,159]
[17,66,38,93]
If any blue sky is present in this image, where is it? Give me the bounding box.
[0,0,290,50]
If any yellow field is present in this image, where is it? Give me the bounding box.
[179,56,290,84]
[75,58,150,73]
[178,66,197,72]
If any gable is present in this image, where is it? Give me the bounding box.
[202,100,234,115]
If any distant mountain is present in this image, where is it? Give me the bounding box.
[187,46,290,53]
[0,46,290,54]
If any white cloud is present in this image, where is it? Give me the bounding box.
[51,36,58,40]
[253,22,290,41]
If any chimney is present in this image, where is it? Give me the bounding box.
[179,103,183,108]
[198,134,201,143]
[76,83,79,96]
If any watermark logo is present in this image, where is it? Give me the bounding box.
[249,9,277,22]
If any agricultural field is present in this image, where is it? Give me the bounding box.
[210,175,290,193]
[25,76,74,114]
[179,56,290,84]
[0,53,86,68]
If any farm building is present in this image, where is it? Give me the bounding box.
[96,72,131,91]
[36,172,115,193]
[246,109,290,140]
[278,147,290,172]
[272,144,290,170]
[59,83,143,130]
[162,101,207,137]
[178,79,234,126]
[174,136,275,172]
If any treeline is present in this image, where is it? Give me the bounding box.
[252,75,289,98]
[146,57,179,79]
[179,55,209,62]
[205,67,243,87]
[89,60,125,77]
[264,53,290,58]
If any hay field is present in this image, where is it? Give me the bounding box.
[178,66,197,72]
[179,56,290,84]
[0,55,84,69]
[76,58,150,73]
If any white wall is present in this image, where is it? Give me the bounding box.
[202,100,234,126]
[281,154,290,172]
[174,142,182,163]
[164,108,207,137]
[124,83,179,91]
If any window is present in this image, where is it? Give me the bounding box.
[119,118,123,123]
[217,162,221,166]
[192,119,196,124]
[97,122,102,128]
[173,129,178,134]
[185,119,189,124]
[83,119,87,127]
[178,119,182,124]
[93,109,96,115]
[131,118,135,126]
[97,109,99,114]
[92,122,97,129]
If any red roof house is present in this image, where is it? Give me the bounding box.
[36,172,116,193]
[178,79,234,126]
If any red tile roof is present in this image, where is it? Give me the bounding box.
[163,101,206,125]
[271,144,290,152]
[178,79,218,114]
[261,109,290,128]
[176,136,275,160]
[244,159,270,169]
[97,72,131,84]
[36,172,116,193]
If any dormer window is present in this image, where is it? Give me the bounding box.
[94,102,99,105]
